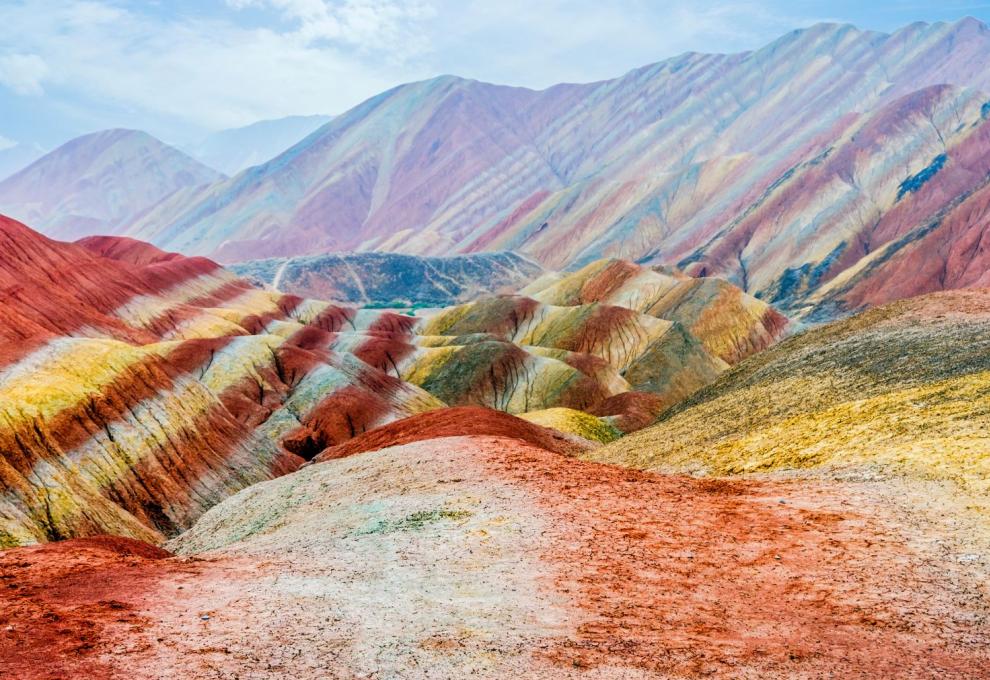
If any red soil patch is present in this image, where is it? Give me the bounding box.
[0,536,186,680]
[344,334,418,379]
[311,406,591,463]
[589,390,668,432]
[479,440,990,677]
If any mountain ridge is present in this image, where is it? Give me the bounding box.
[106,18,990,321]
[0,129,224,241]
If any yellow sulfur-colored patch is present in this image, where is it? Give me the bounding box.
[0,338,155,422]
[519,407,622,444]
[593,370,990,504]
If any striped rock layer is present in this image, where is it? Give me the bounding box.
[97,18,990,319]
[591,288,990,513]
[522,259,788,364]
[0,218,786,547]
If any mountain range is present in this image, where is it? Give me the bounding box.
[4,17,990,678]
[2,20,989,321]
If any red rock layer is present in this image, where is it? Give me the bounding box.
[312,406,592,462]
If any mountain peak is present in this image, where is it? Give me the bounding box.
[0,128,224,241]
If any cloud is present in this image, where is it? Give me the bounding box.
[0,134,17,151]
[0,1,439,134]
[0,0,826,140]
[0,53,49,96]
[226,0,436,57]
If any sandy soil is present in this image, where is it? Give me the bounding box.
[2,436,989,679]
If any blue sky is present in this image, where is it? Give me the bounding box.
[1,1,988,150]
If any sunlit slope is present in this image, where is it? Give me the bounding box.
[591,289,990,505]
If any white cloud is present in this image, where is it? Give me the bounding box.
[0,0,822,139]
[0,134,17,151]
[226,0,435,57]
[0,53,49,96]
[0,1,438,133]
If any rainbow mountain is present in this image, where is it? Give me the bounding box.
[0,215,784,548]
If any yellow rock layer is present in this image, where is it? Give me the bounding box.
[519,407,623,444]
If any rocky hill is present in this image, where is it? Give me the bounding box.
[590,287,990,509]
[230,251,543,306]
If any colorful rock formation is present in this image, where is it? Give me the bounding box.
[0,217,786,548]
[524,259,787,363]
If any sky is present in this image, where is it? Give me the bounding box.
[1,0,989,150]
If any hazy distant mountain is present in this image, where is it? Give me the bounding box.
[186,115,333,175]
[0,142,45,181]
[0,129,224,240]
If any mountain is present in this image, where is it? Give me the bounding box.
[185,115,333,175]
[591,288,990,508]
[230,251,543,306]
[0,215,781,548]
[0,141,45,181]
[0,129,224,241]
[118,19,990,319]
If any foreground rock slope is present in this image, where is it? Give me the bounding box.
[3,433,988,678]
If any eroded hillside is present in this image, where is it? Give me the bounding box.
[0,217,781,548]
